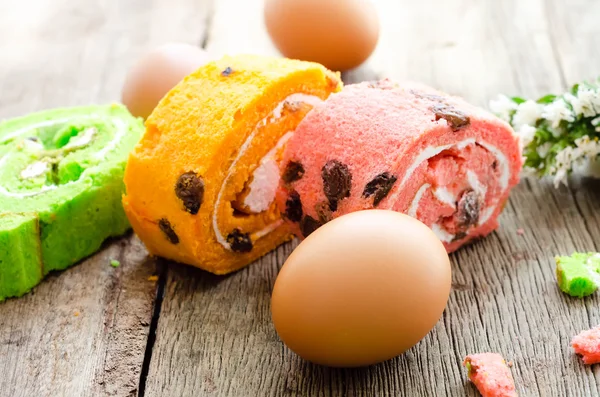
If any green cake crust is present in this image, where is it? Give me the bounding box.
[0,104,143,301]
[555,252,600,298]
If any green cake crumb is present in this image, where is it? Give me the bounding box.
[555,252,600,297]
[110,260,120,268]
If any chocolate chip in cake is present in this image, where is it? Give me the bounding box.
[452,232,468,242]
[175,171,205,215]
[300,215,322,238]
[221,67,234,77]
[158,218,179,244]
[432,104,470,131]
[315,201,333,224]
[227,229,253,253]
[321,160,352,211]
[492,160,498,170]
[456,189,481,229]
[282,161,305,184]
[362,172,398,207]
[284,191,303,222]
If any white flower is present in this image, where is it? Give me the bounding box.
[517,124,536,147]
[571,87,600,117]
[512,100,543,128]
[550,137,600,187]
[574,135,600,158]
[536,142,552,158]
[542,98,575,128]
[566,89,599,118]
[549,126,563,138]
[553,146,581,187]
[592,116,600,132]
[554,168,568,188]
[489,94,518,122]
[522,166,538,177]
[555,146,575,168]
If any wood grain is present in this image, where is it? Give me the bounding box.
[2,0,600,396]
[0,0,212,396]
[0,235,156,397]
[142,0,600,396]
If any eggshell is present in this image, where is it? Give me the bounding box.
[122,43,211,119]
[264,0,380,71]
[271,210,451,367]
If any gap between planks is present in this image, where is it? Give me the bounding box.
[141,0,600,396]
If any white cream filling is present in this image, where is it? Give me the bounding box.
[433,187,455,206]
[65,127,96,150]
[467,170,487,197]
[1,117,81,144]
[243,131,293,213]
[401,138,510,243]
[212,93,323,250]
[23,139,44,151]
[407,183,430,217]
[478,207,496,225]
[431,223,454,243]
[0,115,127,199]
[20,161,49,179]
[398,138,476,191]
[252,220,284,240]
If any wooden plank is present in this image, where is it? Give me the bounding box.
[366,0,566,102]
[0,0,212,396]
[0,236,156,397]
[144,0,600,396]
[545,0,600,84]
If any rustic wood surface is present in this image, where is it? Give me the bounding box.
[1,0,600,396]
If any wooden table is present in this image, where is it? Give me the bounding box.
[1,0,599,395]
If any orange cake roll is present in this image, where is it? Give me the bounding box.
[123,55,341,274]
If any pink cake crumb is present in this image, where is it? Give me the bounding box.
[516,228,524,235]
[572,325,600,364]
[463,353,517,397]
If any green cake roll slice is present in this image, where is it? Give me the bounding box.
[0,104,143,301]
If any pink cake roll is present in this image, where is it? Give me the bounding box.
[276,80,522,251]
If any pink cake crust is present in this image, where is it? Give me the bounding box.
[463,353,517,397]
[276,80,522,251]
[572,325,600,364]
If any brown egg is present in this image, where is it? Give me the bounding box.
[264,0,380,71]
[122,43,211,119]
[271,210,451,367]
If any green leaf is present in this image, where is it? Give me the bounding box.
[511,96,526,104]
[536,128,553,142]
[537,94,557,104]
[570,83,580,95]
